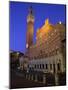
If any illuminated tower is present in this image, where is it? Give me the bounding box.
[26,6,34,49]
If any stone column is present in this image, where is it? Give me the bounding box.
[43,74,46,84]
[31,75,33,80]
[48,63,50,72]
[51,64,53,73]
[55,62,59,86]
[28,74,30,80]
[60,56,64,72]
[58,53,64,72]
[35,75,37,82]
[55,73,59,86]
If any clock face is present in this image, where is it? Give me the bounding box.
[26,44,28,48]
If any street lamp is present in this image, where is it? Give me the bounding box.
[59,21,62,24]
[17,52,19,55]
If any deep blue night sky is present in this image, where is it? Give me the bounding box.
[10,1,66,53]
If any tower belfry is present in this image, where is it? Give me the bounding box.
[29,6,33,15]
[26,6,34,49]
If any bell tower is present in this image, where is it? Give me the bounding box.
[26,6,34,49]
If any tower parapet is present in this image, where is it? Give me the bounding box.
[27,6,34,23]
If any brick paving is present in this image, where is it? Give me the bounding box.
[10,69,66,89]
[10,70,45,89]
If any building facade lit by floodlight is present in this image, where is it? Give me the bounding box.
[26,7,66,74]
